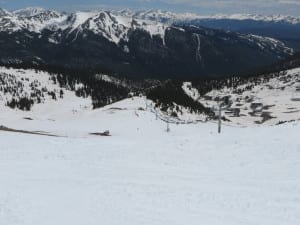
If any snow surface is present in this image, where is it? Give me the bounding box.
[0,95,300,225]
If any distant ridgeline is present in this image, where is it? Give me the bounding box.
[0,8,295,79]
[181,17,300,51]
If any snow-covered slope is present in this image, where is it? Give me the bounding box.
[0,67,206,133]
[1,66,300,128]
[0,7,65,33]
[0,65,300,225]
[184,67,300,126]
[0,67,92,113]
[67,10,166,43]
[0,90,300,225]
[14,7,50,17]
[242,34,293,55]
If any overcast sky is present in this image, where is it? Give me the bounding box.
[0,0,299,15]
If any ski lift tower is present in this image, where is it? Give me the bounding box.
[211,90,223,134]
[143,96,148,111]
[218,103,222,133]
[291,85,300,101]
[166,119,170,132]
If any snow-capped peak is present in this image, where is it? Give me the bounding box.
[0,8,11,16]
[115,9,200,24]
[199,13,300,24]
[68,11,99,30]
[0,7,65,33]
[1,7,299,45]
[13,7,47,17]
[0,8,168,43]
[65,10,167,43]
[116,9,300,25]
[114,8,135,17]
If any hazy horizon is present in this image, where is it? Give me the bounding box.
[0,0,299,16]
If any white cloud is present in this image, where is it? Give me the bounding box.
[161,0,285,7]
[148,0,300,15]
[278,0,300,5]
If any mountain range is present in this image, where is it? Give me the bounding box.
[0,7,297,78]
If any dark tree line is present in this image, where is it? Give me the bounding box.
[6,97,34,111]
[0,62,133,109]
[191,70,289,97]
[147,80,213,116]
[1,52,299,112]
[187,52,300,95]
